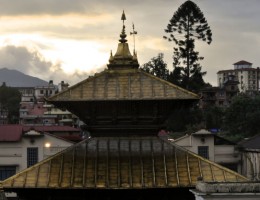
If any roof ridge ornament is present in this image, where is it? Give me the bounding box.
[130,23,137,53]
[119,10,127,43]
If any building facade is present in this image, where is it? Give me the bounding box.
[17,80,81,127]
[0,125,74,181]
[172,129,240,172]
[217,60,260,93]
[200,74,239,108]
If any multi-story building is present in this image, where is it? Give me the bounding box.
[16,87,35,102]
[200,74,239,108]
[217,60,260,93]
[34,80,57,102]
[18,80,82,127]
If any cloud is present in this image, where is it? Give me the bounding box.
[0,0,177,16]
[0,0,92,15]
[0,45,93,85]
[0,0,260,87]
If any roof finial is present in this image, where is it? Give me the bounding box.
[130,23,137,53]
[121,10,126,25]
[119,10,127,43]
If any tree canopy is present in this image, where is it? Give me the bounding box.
[164,0,212,91]
[141,53,169,80]
[223,94,260,142]
[0,82,21,123]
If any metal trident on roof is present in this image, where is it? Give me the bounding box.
[130,23,137,53]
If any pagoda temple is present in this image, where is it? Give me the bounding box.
[0,12,248,200]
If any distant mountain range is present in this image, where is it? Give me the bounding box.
[0,68,49,87]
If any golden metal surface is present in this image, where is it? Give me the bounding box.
[48,69,199,102]
[2,136,248,189]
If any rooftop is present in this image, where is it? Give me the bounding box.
[0,125,81,142]
[1,135,248,189]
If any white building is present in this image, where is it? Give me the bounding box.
[34,80,57,102]
[217,60,260,93]
[0,125,74,181]
[171,129,240,172]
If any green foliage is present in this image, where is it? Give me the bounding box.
[223,94,260,141]
[204,106,224,130]
[164,0,212,91]
[166,104,203,132]
[0,83,21,123]
[141,53,169,80]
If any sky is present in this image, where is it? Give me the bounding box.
[0,0,259,86]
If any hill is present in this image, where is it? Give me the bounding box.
[0,68,49,87]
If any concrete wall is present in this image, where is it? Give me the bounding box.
[241,151,260,180]
[0,134,73,173]
[174,134,239,168]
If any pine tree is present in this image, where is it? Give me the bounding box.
[164,0,212,91]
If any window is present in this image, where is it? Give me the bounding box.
[198,146,209,159]
[27,147,38,167]
[219,101,224,105]
[0,166,16,180]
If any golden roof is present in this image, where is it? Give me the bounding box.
[48,69,199,101]
[1,136,247,189]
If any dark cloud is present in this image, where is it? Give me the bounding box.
[0,45,91,85]
[0,0,90,15]
[0,0,157,16]
[0,45,56,75]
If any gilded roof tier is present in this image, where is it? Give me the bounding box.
[1,136,247,189]
[48,69,199,102]
[48,11,198,102]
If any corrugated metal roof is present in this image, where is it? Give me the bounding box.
[22,125,80,132]
[1,136,248,189]
[0,125,80,142]
[48,69,199,102]
[0,125,23,142]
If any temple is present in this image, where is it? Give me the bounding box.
[0,11,248,200]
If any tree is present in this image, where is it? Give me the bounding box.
[0,83,21,124]
[204,106,224,130]
[164,0,212,91]
[223,94,260,142]
[141,53,169,80]
[166,104,203,133]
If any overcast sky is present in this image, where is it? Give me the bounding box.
[0,0,259,86]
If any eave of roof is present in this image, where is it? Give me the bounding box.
[1,135,248,189]
[47,69,199,102]
[233,60,252,65]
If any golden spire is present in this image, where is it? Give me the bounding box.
[119,10,127,43]
[107,10,139,70]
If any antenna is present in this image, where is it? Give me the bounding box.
[130,23,137,53]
